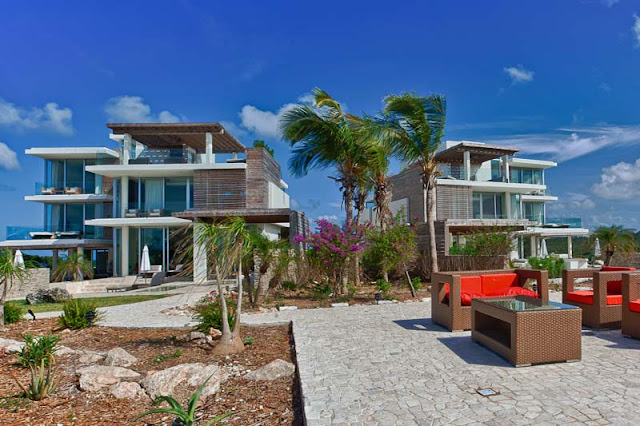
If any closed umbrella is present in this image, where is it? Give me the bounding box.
[594,238,602,257]
[140,245,151,273]
[539,239,548,257]
[13,250,24,268]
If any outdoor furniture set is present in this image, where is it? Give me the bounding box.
[40,186,84,195]
[432,266,640,367]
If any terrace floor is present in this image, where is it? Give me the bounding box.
[244,296,640,425]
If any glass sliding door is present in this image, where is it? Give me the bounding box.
[66,160,84,190]
[141,178,163,211]
[472,192,505,219]
[165,178,187,214]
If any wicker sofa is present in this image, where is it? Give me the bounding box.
[562,266,636,329]
[431,269,549,331]
[621,272,640,339]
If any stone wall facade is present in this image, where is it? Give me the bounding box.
[6,268,51,301]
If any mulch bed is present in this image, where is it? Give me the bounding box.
[0,319,303,425]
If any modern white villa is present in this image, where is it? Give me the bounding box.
[366,140,589,261]
[1,123,307,283]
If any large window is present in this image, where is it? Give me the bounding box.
[510,167,543,184]
[165,178,187,213]
[524,202,545,223]
[472,192,505,219]
[141,178,163,211]
[65,204,84,232]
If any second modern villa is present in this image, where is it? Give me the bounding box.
[0,123,308,282]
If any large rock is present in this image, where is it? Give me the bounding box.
[109,382,147,399]
[140,363,226,399]
[25,288,71,305]
[55,346,80,357]
[245,359,295,381]
[104,347,138,367]
[77,365,140,392]
[0,338,24,354]
[78,351,106,364]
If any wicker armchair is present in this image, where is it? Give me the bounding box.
[562,268,635,329]
[431,269,549,331]
[621,272,640,339]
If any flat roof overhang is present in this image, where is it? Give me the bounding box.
[85,162,246,178]
[518,227,591,238]
[436,178,547,194]
[25,147,120,160]
[442,219,531,234]
[25,194,114,204]
[435,142,520,164]
[175,208,293,224]
[107,123,245,153]
[85,217,192,228]
[0,239,112,250]
[508,158,557,169]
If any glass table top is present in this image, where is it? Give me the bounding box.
[480,296,579,312]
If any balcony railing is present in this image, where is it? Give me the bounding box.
[34,182,110,196]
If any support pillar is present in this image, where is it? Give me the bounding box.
[52,249,59,271]
[505,191,511,219]
[502,154,510,182]
[122,133,132,164]
[205,132,213,164]
[530,236,537,257]
[567,235,573,259]
[463,150,471,180]
[193,222,208,283]
[121,226,129,276]
[120,176,129,218]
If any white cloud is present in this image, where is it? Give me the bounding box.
[548,192,596,212]
[503,65,535,84]
[317,214,339,223]
[633,14,640,47]
[239,94,315,139]
[0,98,73,135]
[220,121,248,138]
[602,0,620,7]
[0,142,20,170]
[591,158,640,200]
[598,82,612,92]
[105,96,181,123]
[490,125,640,162]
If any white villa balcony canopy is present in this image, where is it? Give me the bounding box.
[85,217,192,228]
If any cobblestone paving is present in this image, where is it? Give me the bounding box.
[244,298,640,425]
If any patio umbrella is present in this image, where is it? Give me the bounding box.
[140,245,151,273]
[13,250,25,268]
[539,239,548,257]
[594,238,602,257]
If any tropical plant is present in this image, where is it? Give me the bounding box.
[131,374,231,426]
[0,249,31,327]
[4,302,25,325]
[243,231,290,306]
[590,225,638,266]
[15,358,58,401]
[369,93,447,274]
[58,298,100,330]
[375,279,392,295]
[16,333,60,368]
[51,252,93,282]
[252,139,275,157]
[528,256,564,279]
[193,294,236,333]
[448,229,513,257]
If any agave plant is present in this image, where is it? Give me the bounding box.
[131,375,231,426]
[14,358,58,401]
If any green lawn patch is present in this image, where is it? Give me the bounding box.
[12,294,169,313]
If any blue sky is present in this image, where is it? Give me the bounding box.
[1,0,640,236]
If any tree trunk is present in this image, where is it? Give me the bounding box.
[426,174,439,274]
[403,262,416,298]
[233,256,242,337]
[1,277,11,328]
[604,250,614,266]
[211,264,244,356]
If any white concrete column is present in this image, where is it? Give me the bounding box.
[463,151,471,180]
[505,191,511,219]
[193,223,208,283]
[503,155,510,182]
[510,236,519,260]
[567,235,573,259]
[205,132,213,164]
[531,236,537,257]
[120,176,129,218]
[121,226,129,276]
[123,133,132,164]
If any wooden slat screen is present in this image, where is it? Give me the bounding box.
[193,169,247,210]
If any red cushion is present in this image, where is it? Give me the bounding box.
[480,273,519,294]
[460,276,482,293]
[486,287,539,298]
[566,290,622,305]
[461,291,486,306]
[607,280,622,295]
[630,300,640,313]
[601,266,636,271]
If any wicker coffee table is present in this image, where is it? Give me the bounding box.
[471,296,582,367]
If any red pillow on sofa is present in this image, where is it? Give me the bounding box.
[480,273,519,294]
[607,280,622,295]
[601,266,636,272]
[485,287,538,298]
[461,291,486,306]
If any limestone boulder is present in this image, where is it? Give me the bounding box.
[0,338,24,354]
[140,363,226,399]
[104,347,138,367]
[77,365,140,392]
[109,382,147,399]
[244,359,295,381]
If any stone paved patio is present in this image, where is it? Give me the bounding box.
[244,298,640,425]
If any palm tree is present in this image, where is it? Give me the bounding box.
[244,230,289,306]
[590,225,637,266]
[0,249,31,327]
[280,88,368,225]
[51,252,93,282]
[371,93,447,273]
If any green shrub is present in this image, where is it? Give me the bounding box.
[16,333,60,368]
[244,336,254,345]
[57,299,99,330]
[375,279,392,294]
[193,297,235,333]
[153,349,183,364]
[281,280,297,292]
[346,283,357,296]
[411,277,422,291]
[528,256,564,279]
[4,302,25,325]
[311,283,332,300]
[15,358,58,401]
